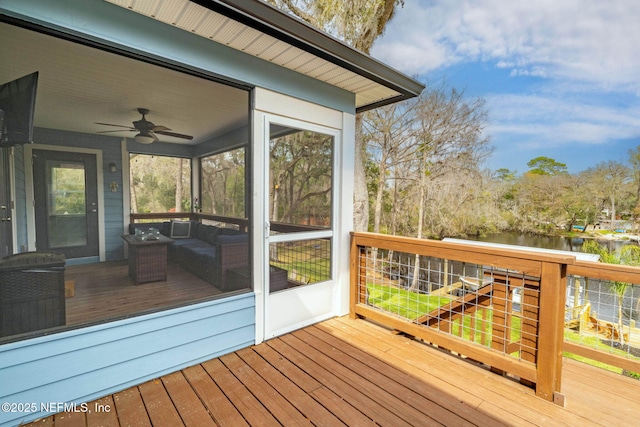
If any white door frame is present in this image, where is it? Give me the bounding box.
[252,88,354,344]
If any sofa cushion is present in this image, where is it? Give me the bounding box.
[171,238,201,247]
[203,226,221,245]
[189,246,216,257]
[197,224,213,241]
[170,220,192,238]
[218,228,241,237]
[217,233,249,245]
[190,221,200,237]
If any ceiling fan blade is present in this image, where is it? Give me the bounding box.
[151,125,171,132]
[154,130,194,140]
[97,129,136,134]
[95,122,135,130]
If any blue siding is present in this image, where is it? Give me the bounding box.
[0,293,256,427]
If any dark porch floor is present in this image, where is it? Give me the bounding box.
[25,316,640,426]
[64,261,222,326]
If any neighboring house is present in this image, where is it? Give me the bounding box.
[0,1,423,425]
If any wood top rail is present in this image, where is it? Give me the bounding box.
[352,232,575,278]
[352,232,576,264]
[568,259,640,283]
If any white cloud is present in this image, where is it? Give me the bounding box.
[374,0,640,90]
[485,93,640,148]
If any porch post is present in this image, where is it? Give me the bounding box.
[536,261,567,403]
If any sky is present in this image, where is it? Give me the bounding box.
[371,0,640,174]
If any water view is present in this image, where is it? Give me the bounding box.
[467,231,634,253]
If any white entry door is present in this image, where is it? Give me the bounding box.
[263,116,339,339]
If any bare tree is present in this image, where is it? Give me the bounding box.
[407,85,491,291]
[593,161,632,223]
[363,100,417,234]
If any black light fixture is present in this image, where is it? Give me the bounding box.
[108,162,117,173]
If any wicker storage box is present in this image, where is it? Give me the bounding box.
[0,252,66,337]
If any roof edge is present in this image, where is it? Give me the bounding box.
[193,0,424,107]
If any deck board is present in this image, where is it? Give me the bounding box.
[302,324,501,427]
[291,328,457,426]
[137,379,185,427]
[24,316,640,427]
[329,317,598,427]
[251,342,374,426]
[235,347,345,426]
[181,364,249,427]
[160,372,216,427]
[111,387,151,427]
[201,358,280,426]
[219,352,312,425]
[272,334,416,426]
[85,396,118,427]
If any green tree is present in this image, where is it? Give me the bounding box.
[526,156,568,176]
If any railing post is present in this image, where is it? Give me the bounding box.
[350,233,365,319]
[536,261,567,403]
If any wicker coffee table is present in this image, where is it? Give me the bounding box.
[122,234,174,284]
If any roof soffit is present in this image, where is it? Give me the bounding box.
[105,0,424,111]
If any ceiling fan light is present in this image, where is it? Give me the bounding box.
[134,133,154,144]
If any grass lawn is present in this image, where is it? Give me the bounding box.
[367,282,452,320]
[563,329,640,375]
[366,283,521,345]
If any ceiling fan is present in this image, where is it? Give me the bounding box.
[96,108,193,144]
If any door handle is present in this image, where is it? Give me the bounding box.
[0,217,10,222]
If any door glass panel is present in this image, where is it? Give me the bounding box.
[269,125,333,235]
[268,122,335,291]
[47,160,87,248]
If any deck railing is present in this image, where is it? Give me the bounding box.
[349,232,640,402]
[565,261,640,376]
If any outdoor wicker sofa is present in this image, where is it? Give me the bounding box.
[128,220,249,291]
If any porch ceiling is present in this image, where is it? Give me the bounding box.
[1,0,423,149]
[0,22,249,146]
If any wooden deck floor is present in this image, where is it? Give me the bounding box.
[26,316,640,426]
